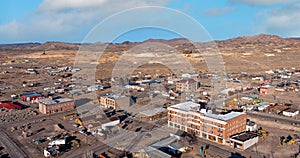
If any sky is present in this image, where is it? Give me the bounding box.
[0,0,299,43]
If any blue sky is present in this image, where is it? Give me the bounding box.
[0,0,299,43]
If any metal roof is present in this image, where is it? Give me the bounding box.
[170,102,244,121]
[204,111,244,121]
[43,98,73,106]
[169,101,199,111]
[140,108,166,116]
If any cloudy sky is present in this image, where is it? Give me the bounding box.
[0,0,299,43]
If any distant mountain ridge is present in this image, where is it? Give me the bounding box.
[0,34,299,52]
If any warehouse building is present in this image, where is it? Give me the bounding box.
[21,93,41,102]
[0,100,21,110]
[39,98,74,114]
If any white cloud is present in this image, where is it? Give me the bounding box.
[38,0,108,11]
[260,3,300,37]
[0,0,170,43]
[203,7,235,16]
[229,0,298,6]
[38,0,169,12]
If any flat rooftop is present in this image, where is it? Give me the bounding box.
[140,108,167,116]
[102,94,126,99]
[42,98,73,106]
[170,102,245,121]
[284,108,299,113]
[22,93,41,97]
[204,111,245,121]
[169,101,199,112]
[0,101,21,109]
[231,132,259,142]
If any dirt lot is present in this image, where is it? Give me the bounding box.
[4,115,101,157]
[248,119,300,157]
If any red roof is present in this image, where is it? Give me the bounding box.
[0,101,21,109]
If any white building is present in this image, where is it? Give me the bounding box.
[182,72,199,78]
[102,117,120,130]
[246,120,257,131]
[283,109,299,117]
[230,132,259,150]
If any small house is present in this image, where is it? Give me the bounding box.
[283,108,299,117]
[21,93,41,101]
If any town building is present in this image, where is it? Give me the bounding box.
[282,108,299,117]
[139,107,167,121]
[101,117,120,130]
[135,93,150,104]
[99,95,131,109]
[182,72,199,78]
[259,85,274,95]
[230,131,259,150]
[246,120,257,131]
[226,81,252,92]
[0,101,21,109]
[167,102,247,145]
[258,102,270,111]
[176,78,198,92]
[39,98,74,114]
[21,93,41,102]
[137,136,181,158]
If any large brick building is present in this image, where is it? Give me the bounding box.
[167,102,247,145]
[39,98,75,114]
[176,78,198,92]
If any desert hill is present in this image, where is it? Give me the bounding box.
[0,34,300,77]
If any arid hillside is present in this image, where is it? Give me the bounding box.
[1,34,300,78]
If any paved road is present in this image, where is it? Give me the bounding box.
[0,128,28,158]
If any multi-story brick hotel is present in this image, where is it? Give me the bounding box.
[168,102,247,145]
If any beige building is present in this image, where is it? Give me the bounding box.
[176,78,198,92]
[100,95,131,109]
[100,96,117,109]
[168,102,247,145]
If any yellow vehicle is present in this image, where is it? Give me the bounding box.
[258,129,269,137]
[287,139,296,145]
[75,118,85,128]
[280,135,296,145]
